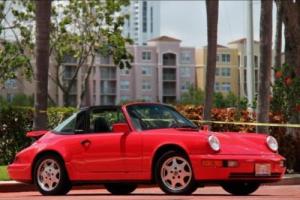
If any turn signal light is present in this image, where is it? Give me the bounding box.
[202,160,239,168]
[202,160,223,167]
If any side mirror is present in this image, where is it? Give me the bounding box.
[26,130,48,139]
[112,123,130,134]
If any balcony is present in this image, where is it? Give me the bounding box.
[163,68,176,81]
[163,82,176,96]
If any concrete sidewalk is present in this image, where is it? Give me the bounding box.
[1,174,300,193]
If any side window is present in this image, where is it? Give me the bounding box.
[90,108,126,133]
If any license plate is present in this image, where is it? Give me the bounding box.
[255,163,271,176]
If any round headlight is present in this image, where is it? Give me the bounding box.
[266,136,278,152]
[208,135,221,151]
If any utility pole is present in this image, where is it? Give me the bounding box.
[246,0,254,107]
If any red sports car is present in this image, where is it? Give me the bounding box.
[8,103,285,195]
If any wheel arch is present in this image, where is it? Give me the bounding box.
[151,144,190,183]
[31,150,66,181]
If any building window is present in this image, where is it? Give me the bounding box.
[142,51,151,60]
[100,55,110,64]
[181,81,191,91]
[221,82,231,92]
[180,51,192,64]
[120,95,130,102]
[4,79,17,89]
[214,82,220,91]
[100,67,116,79]
[142,80,151,91]
[221,68,231,76]
[216,54,220,62]
[141,66,152,76]
[163,53,176,66]
[6,93,14,103]
[120,67,130,75]
[215,68,220,76]
[254,55,258,68]
[63,65,76,79]
[222,54,230,63]
[142,1,147,33]
[180,67,191,77]
[120,80,129,90]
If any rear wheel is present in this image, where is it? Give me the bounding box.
[155,151,197,195]
[221,182,260,195]
[104,183,137,195]
[34,155,71,195]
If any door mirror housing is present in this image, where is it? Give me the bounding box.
[112,123,130,134]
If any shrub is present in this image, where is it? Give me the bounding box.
[0,107,33,165]
[0,106,77,165]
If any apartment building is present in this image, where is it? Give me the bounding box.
[58,36,196,106]
[196,45,239,95]
[122,0,160,45]
[227,38,260,97]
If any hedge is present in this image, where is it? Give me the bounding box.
[0,106,76,165]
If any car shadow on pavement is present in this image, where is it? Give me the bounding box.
[62,193,273,197]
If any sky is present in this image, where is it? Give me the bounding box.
[160,0,279,48]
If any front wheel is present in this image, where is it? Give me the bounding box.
[104,183,137,195]
[34,155,71,195]
[155,151,197,195]
[221,182,260,195]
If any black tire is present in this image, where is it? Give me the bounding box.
[155,151,197,195]
[104,183,137,195]
[33,155,72,195]
[221,182,260,195]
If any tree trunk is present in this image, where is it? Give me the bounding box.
[277,0,300,171]
[257,0,273,134]
[203,0,219,121]
[33,0,52,130]
[274,1,282,74]
[77,54,95,108]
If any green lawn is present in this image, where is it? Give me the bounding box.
[0,166,10,181]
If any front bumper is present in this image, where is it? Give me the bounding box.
[190,154,285,183]
[7,163,32,183]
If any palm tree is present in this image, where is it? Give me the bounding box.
[33,0,52,130]
[257,0,273,134]
[274,1,282,75]
[203,0,219,121]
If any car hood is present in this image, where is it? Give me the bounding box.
[208,131,273,155]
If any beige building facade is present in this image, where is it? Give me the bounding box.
[196,45,239,95]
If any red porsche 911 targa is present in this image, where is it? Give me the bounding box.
[8,103,285,196]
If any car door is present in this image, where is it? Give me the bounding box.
[80,107,125,173]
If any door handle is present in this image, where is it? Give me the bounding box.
[81,139,91,147]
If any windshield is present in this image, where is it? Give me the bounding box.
[126,104,198,131]
[53,112,77,133]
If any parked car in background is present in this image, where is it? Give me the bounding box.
[8,103,285,195]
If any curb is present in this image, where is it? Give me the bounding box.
[1,175,299,193]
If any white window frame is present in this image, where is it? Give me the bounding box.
[120,80,130,90]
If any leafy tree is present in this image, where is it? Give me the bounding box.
[180,86,204,105]
[49,0,132,107]
[0,1,34,82]
[1,0,132,108]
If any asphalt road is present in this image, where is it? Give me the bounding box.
[0,185,299,200]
